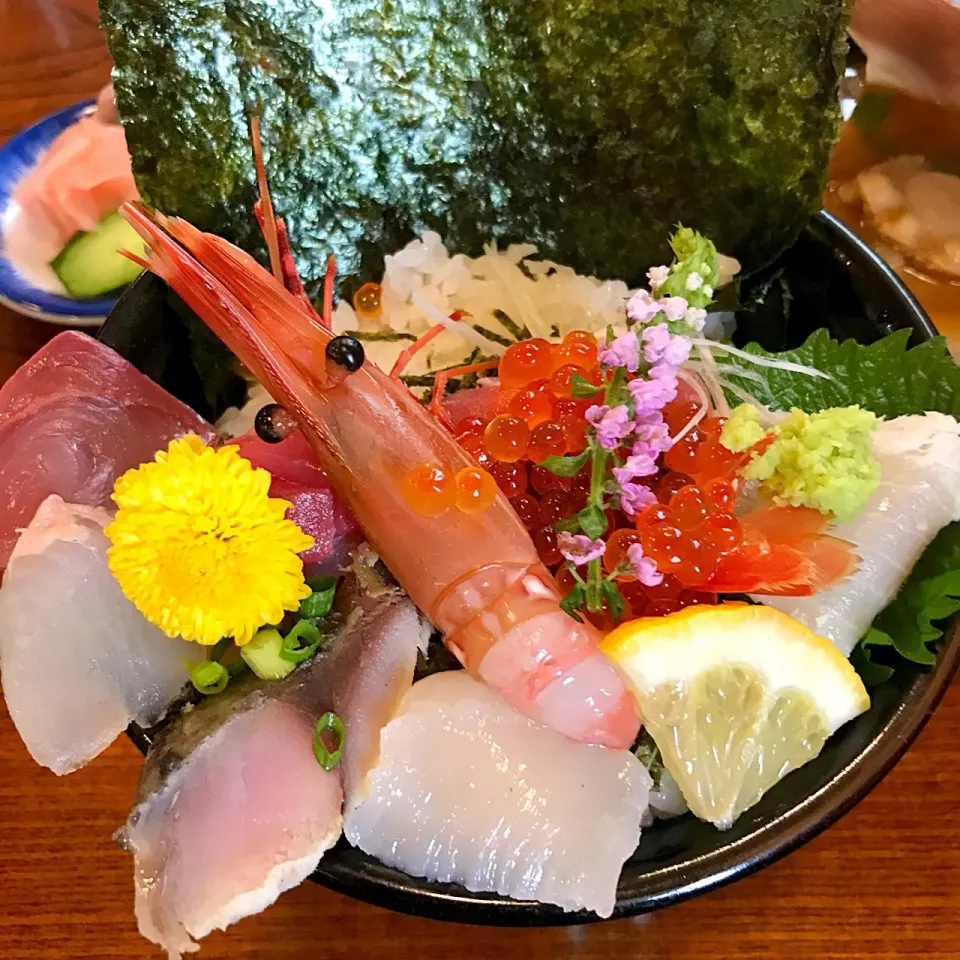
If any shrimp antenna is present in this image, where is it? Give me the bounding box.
[248,112,328,327]
[248,115,283,284]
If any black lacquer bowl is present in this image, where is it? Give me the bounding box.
[103,211,960,926]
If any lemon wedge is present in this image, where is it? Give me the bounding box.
[601,604,870,829]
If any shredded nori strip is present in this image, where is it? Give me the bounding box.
[493,309,529,341]
[471,324,514,348]
[344,329,417,342]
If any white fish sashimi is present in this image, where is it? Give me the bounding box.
[760,413,960,655]
[0,495,192,774]
[345,671,651,918]
[121,585,424,959]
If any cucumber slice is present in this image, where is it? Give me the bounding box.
[51,211,145,298]
[240,628,296,681]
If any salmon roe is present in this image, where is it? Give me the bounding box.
[443,333,748,621]
[527,420,567,463]
[352,282,382,321]
[484,415,530,462]
[499,339,556,390]
[603,528,643,578]
[509,380,556,428]
[490,460,529,497]
[454,467,498,513]
[554,330,599,371]
[402,462,456,516]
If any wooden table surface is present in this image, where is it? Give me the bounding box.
[2,1,960,957]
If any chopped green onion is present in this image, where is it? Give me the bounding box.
[190,660,229,695]
[240,628,296,680]
[313,711,345,770]
[210,637,231,662]
[281,620,322,663]
[300,576,337,619]
[226,658,250,678]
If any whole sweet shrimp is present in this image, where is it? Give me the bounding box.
[119,202,640,751]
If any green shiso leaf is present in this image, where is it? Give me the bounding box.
[856,527,960,683]
[633,729,664,789]
[722,328,960,418]
[101,0,850,293]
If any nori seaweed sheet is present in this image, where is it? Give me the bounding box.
[101,0,851,295]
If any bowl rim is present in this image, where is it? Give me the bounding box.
[0,99,116,324]
[120,210,959,926]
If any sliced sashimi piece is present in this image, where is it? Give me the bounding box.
[760,413,960,655]
[441,382,510,427]
[121,580,424,958]
[0,496,193,774]
[0,331,215,570]
[123,699,343,960]
[235,430,362,573]
[345,671,651,917]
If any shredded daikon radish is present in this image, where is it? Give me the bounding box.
[689,339,834,381]
[694,346,730,417]
[686,360,768,387]
[674,369,710,443]
[411,293,507,356]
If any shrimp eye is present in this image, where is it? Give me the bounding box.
[254,403,297,443]
[326,335,365,373]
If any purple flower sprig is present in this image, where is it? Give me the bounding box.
[545,333,677,624]
[558,532,606,566]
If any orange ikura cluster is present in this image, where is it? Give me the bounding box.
[402,463,498,516]
[451,332,600,565]
[633,404,759,594]
[445,333,739,629]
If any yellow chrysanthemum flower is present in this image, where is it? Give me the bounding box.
[106,435,314,646]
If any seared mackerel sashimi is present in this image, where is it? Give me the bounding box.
[0,495,194,774]
[119,579,423,959]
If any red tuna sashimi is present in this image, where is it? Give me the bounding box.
[440,383,510,428]
[235,429,361,571]
[0,331,215,570]
[12,116,139,249]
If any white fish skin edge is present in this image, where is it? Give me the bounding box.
[759,413,960,656]
[345,671,651,918]
[0,495,193,774]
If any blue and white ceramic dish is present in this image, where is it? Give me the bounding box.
[0,100,114,326]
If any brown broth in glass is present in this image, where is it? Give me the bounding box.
[826,84,960,347]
